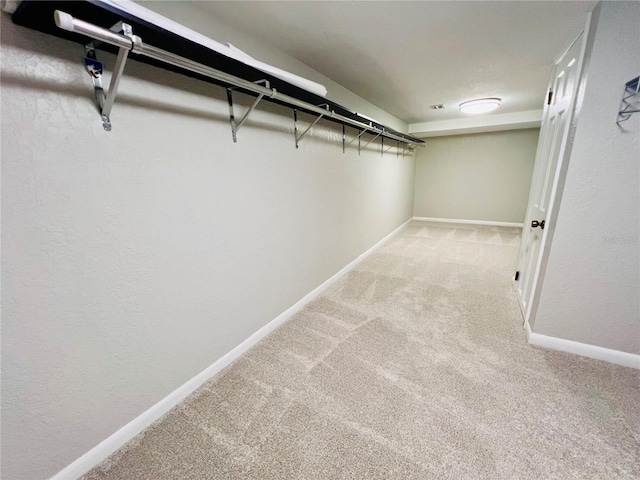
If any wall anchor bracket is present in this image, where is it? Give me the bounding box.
[345,125,369,155]
[293,105,328,148]
[384,141,397,155]
[400,143,415,157]
[83,21,133,131]
[226,79,271,142]
[617,76,640,124]
[360,129,383,152]
[227,91,265,143]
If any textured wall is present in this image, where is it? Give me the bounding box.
[532,1,640,354]
[0,12,414,480]
[413,129,539,223]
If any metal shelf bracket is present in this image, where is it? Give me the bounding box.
[384,141,398,156]
[617,76,640,124]
[344,126,368,154]
[226,79,270,142]
[400,143,415,157]
[293,105,329,148]
[83,21,133,131]
[360,129,383,154]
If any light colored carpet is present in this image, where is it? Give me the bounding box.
[83,222,639,479]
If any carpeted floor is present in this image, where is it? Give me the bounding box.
[83,222,639,479]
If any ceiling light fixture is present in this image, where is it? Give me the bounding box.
[459,98,501,114]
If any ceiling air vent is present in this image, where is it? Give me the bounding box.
[431,104,445,110]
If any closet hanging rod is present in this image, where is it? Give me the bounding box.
[54,10,423,147]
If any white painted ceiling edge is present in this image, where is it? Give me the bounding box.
[409,110,543,138]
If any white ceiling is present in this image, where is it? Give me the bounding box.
[195,1,595,126]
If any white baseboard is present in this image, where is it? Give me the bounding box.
[412,216,523,228]
[524,319,533,339]
[50,218,412,480]
[525,320,640,369]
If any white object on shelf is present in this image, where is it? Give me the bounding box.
[99,0,328,97]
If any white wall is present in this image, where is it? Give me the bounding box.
[0,10,414,480]
[413,129,539,223]
[532,1,639,354]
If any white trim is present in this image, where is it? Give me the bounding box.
[50,218,412,480]
[408,110,542,138]
[526,322,640,369]
[412,216,523,228]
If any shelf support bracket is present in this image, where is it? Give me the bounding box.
[361,130,383,152]
[346,126,368,155]
[226,79,270,142]
[347,128,367,147]
[400,143,415,157]
[384,141,397,155]
[617,76,640,124]
[83,22,133,131]
[293,105,328,148]
[227,91,265,142]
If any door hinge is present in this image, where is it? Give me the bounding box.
[515,271,520,281]
[547,91,553,105]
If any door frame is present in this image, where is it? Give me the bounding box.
[516,4,600,330]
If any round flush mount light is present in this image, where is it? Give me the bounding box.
[459,98,501,114]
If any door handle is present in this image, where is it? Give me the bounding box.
[531,220,545,229]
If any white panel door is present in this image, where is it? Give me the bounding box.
[516,34,584,323]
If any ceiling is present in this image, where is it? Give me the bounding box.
[194,1,595,126]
